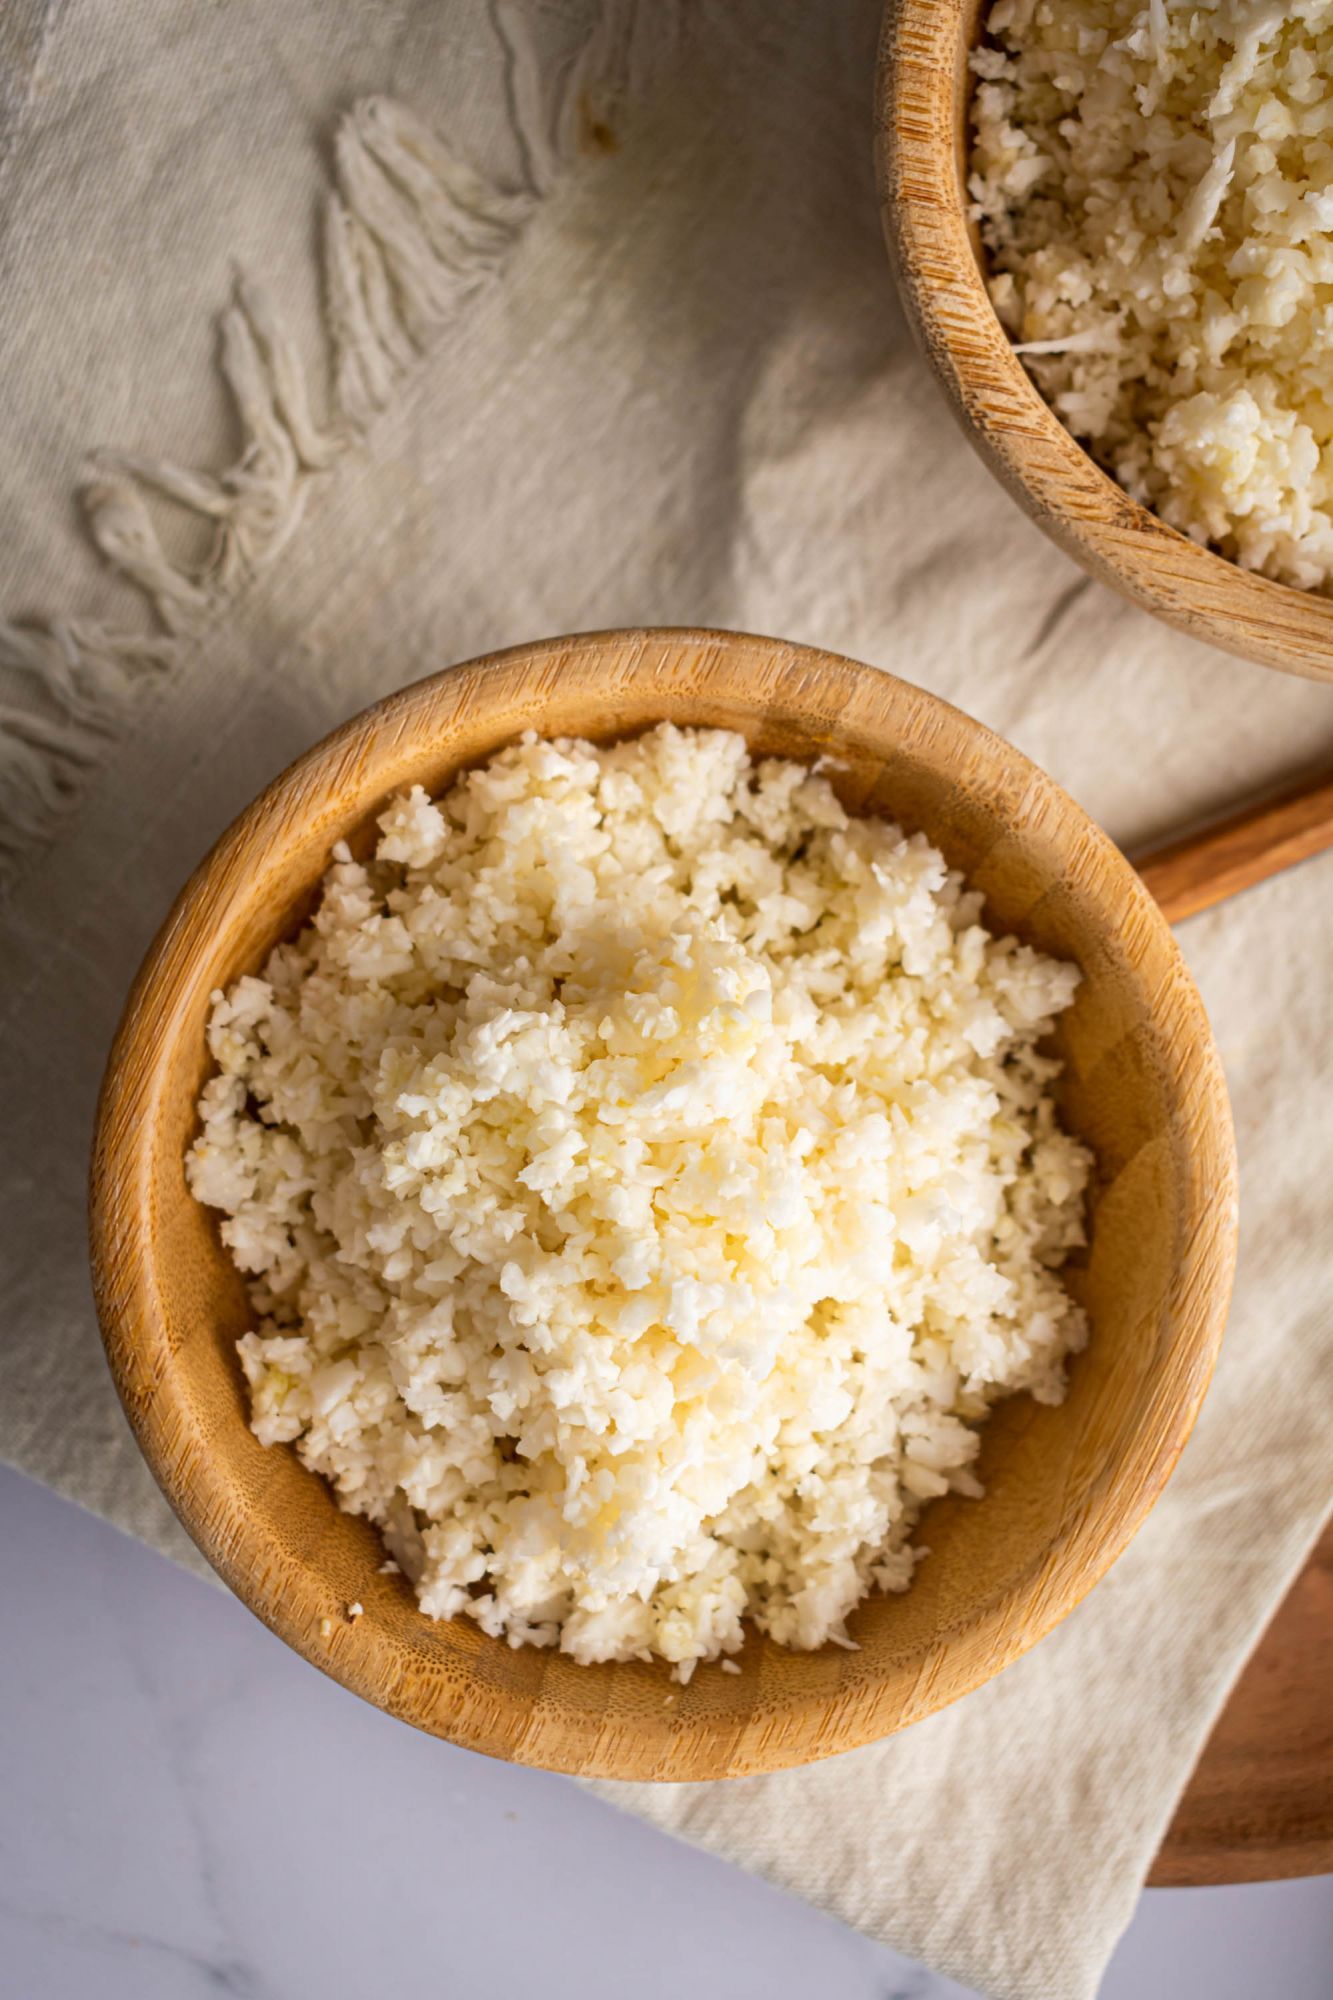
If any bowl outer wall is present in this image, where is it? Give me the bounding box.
[89,627,1239,1780]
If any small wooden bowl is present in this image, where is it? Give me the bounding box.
[90,629,1237,1779]
[877,0,1333,681]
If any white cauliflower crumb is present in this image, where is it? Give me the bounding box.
[970,0,1333,591]
[188,725,1090,1679]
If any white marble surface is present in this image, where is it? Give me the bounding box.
[2,1465,1329,2000]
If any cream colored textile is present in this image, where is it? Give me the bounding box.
[1,5,1330,1996]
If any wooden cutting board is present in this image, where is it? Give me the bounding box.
[1133,783,1333,1888]
[1150,1519,1333,1885]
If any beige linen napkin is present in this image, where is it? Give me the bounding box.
[1,4,1330,1995]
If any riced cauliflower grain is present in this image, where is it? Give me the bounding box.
[187,726,1091,1679]
[970,0,1333,591]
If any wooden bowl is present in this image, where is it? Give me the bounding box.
[90,628,1238,1779]
[877,0,1333,681]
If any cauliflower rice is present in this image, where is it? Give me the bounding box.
[187,725,1091,1678]
[970,0,1333,591]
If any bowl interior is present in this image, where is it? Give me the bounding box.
[93,629,1236,1777]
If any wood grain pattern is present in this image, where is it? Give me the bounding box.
[1150,1519,1333,1886]
[89,629,1237,1782]
[876,0,1333,680]
[1134,769,1333,925]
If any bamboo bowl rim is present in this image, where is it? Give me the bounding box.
[90,628,1238,1779]
[876,0,1333,682]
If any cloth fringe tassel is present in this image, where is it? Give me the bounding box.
[0,1,643,892]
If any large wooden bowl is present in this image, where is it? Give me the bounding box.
[90,629,1238,1779]
[877,0,1333,681]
